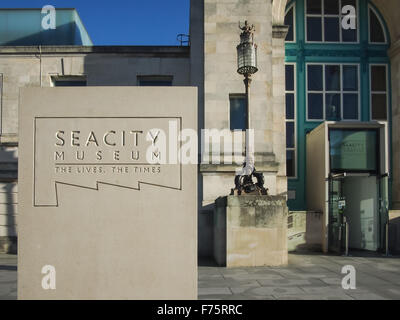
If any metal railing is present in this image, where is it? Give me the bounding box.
[177,34,190,46]
[341,217,349,256]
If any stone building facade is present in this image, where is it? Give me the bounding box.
[0,44,192,253]
[197,0,288,256]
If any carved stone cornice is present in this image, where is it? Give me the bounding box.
[272,25,289,39]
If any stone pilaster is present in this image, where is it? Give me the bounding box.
[272,25,289,196]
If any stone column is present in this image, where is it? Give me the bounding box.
[271,25,289,196]
[390,40,400,209]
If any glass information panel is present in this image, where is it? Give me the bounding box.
[329,129,378,172]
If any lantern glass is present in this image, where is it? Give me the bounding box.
[237,42,258,75]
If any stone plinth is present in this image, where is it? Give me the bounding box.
[214,195,288,267]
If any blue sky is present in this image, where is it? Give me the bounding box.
[1,0,190,45]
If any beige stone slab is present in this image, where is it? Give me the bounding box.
[18,87,197,300]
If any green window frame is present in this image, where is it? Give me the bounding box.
[285,63,297,178]
[368,5,387,44]
[370,64,389,121]
[285,3,296,43]
[284,0,391,211]
[305,0,359,43]
[306,63,360,121]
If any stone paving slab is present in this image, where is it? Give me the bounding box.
[1,253,400,300]
[275,294,354,300]
[0,254,17,300]
[222,273,285,281]
[346,292,387,300]
[257,278,325,287]
[198,253,400,300]
[198,287,233,295]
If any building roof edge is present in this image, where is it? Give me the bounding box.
[0,45,190,56]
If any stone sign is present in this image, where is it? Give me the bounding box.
[18,87,197,299]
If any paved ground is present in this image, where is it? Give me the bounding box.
[1,253,400,300]
[0,254,17,300]
[198,253,400,300]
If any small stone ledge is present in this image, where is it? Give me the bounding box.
[272,25,289,39]
[0,134,18,146]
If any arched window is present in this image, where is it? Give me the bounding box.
[370,64,388,120]
[306,63,360,121]
[285,3,296,42]
[305,0,358,43]
[369,6,386,43]
[284,0,390,208]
